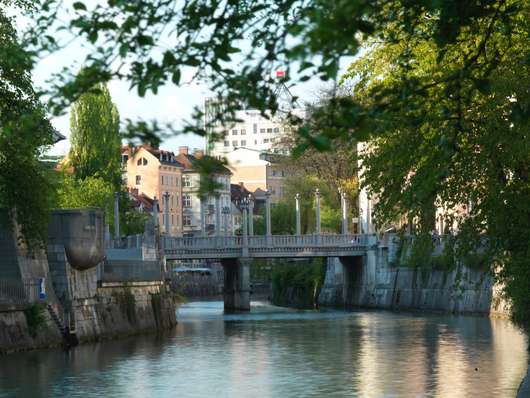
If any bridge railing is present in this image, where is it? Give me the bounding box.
[162,234,371,251]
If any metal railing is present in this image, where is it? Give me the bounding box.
[0,278,48,305]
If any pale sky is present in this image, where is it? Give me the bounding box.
[30,4,348,157]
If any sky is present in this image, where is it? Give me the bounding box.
[29,4,347,157]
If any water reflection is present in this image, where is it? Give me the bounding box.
[0,302,527,398]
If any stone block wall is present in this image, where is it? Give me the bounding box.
[319,245,510,317]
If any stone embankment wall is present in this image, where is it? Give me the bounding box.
[0,283,176,354]
[318,239,510,316]
[0,212,177,355]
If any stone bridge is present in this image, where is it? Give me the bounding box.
[161,234,373,260]
[108,188,379,311]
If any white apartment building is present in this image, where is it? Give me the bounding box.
[206,104,306,158]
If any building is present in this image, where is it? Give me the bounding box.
[175,146,232,236]
[121,145,183,235]
[223,147,290,203]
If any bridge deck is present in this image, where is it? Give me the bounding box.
[162,234,375,260]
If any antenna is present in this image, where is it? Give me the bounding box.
[273,70,300,112]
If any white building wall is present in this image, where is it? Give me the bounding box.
[208,108,305,158]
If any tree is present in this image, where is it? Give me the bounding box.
[7,0,529,323]
[68,83,121,188]
[339,4,530,324]
[0,6,55,246]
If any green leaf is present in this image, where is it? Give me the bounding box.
[171,69,181,85]
[73,2,87,11]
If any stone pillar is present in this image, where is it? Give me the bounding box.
[315,189,321,235]
[152,196,159,227]
[163,191,170,235]
[113,192,120,238]
[248,194,254,236]
[215,196,221,236]
[295,193,301,236]
[340,189,348,235]
[265,190,272,238]
[221,258,251,311]
[200,196,206,237]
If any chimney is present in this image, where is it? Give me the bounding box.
[179,146,189,155]
[193,149,204,159]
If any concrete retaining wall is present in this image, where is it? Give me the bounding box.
[319,246,510,316]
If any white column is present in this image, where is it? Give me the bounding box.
[113,192,120,238]
[315,189,321,235]
[248,194,254,236]
[265,190,272,237]
[200,196,206,237]
[295,193,301,236]
[223,206,229,236]
[163,191,170,235]
[340,189,348,235]
[152,196,159,227]
[241,199,249,256]
[215,196,221,236]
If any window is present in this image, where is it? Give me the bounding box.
[161,175,164,185]
[263,138,270,143]
[232,140,238,147]
[253,124,257,134]
[254,140,258,144]
[224,140,229,147]
[136,175,141,185]
[272,170,277,177]
[241,129,246,135]
[183,176,191,187]
[143,158,147,165]
[121,154,128,164]
[267,128,272,133]
[183,194,192,208]
[232,129,238,135]
[241,140,247,146]
[273,127,279,133]
[260,128,265,133]
[183,215,192,226]
[136,157,147,166]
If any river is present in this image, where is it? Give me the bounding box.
[0,301,527,397]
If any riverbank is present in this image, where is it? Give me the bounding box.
[0,283,177,355]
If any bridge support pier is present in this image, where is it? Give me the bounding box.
[222,258,251,311]
[339,256,364,307]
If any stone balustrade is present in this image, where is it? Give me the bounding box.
[162,234,375,260]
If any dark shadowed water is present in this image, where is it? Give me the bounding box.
[0,301,527,398]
